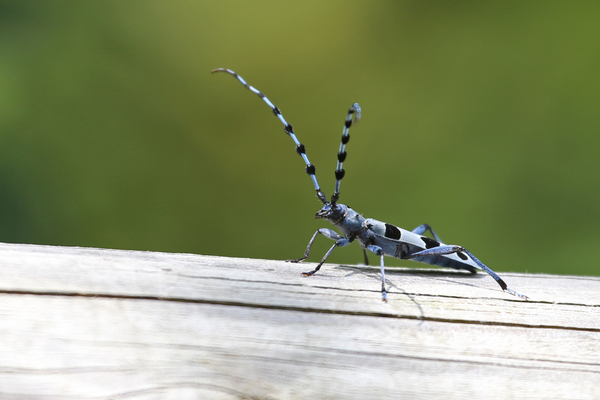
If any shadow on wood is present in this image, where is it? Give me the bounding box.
[0,242,598,399]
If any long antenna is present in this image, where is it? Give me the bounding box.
[212,68,327,204]
[331,103,361,205]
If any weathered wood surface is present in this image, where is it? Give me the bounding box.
[0,242,598,399]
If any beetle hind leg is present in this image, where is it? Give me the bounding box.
[412,224,443,243]
[406,245,529,300]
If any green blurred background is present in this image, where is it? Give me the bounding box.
[0,1,599,276]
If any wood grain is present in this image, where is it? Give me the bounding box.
[0,242,598,399]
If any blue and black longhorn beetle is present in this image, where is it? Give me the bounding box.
[213,68,528,302]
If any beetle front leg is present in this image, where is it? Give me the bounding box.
[287,228,344,263]
[287,228,350,277]
[301,238,350,277]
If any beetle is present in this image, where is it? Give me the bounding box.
[213,68,528,301]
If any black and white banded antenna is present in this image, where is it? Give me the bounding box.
[212,68,328,204]
[331,103,360,206]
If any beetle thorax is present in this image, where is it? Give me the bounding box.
[316,203,366,236]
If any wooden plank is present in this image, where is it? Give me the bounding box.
[0,242,598,399]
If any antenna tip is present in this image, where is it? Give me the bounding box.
[350,103,362,124]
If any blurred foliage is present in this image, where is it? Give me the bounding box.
[0,1,599,276]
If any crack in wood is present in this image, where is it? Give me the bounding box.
[0,288,597,333]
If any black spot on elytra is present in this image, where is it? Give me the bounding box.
[457,251,468,260]
[385,224,401,240]
[421,236,440,249]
